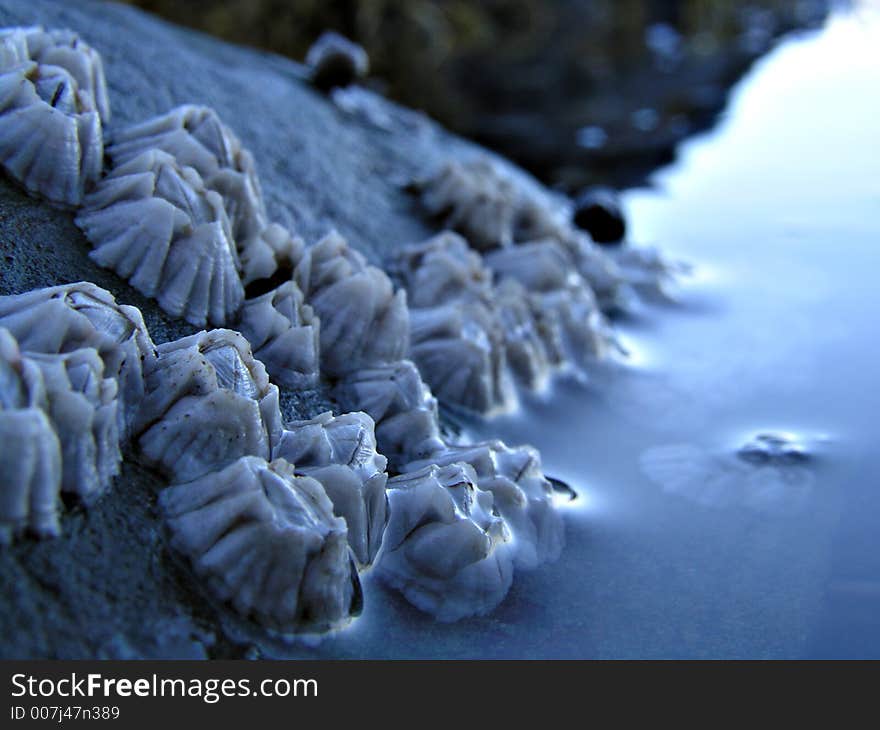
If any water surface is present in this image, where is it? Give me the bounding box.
[295,5,880,658]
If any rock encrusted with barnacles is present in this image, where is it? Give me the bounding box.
[0,3,684,658]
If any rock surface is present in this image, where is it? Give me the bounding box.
[0,0,566,658]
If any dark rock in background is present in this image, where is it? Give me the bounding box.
[118,0,830,191]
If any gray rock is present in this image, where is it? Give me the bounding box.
[0,0,560,658]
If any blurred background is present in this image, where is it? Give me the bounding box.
[120,0,830,191]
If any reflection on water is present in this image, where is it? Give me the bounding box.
[290,4,880,658]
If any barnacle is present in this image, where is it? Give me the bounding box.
[485,242,614,365]
[607,245,691,300]
[332,360,444,467]
[76,149,245,327]
[406,440,564,570]
[415,159,520,251]
[396,232,516,414]
[273,411,388,567]
[0,328,61,543]
[306,31,369,91]
[0,282,156,439]
[378,462,514,622]
[493,278,552,389]
[4,26,110,122]
[107,105,292,285]
[135,329,282,483]
[28,347,121,503]
[409,301,515,415]
[293,231,408,377]
[559,230,634,311]
[0,26,109,206]
[236,281,320,389]
[395,231,493,307]
[160,455,360,634]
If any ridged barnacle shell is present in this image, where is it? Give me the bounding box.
[409,301,515,415]
[0,328,61,543]
[398,231,549,396]
[556,230,633,311]
[378,462,514,622]
[0,282,156,440]
[333,360,445,467]
[75,149,245,327]
[293,231,408,377]
[235,281,319,390]
[273,411,387,567]
[415,159,519,251]
[395,231,493,307]
[28,347,121,503]
[107,105,291,285]
[240,222,305,287]
[493,278,552,389]
[485,242,614,365]
[607,245,690,300]
[405,440,564,570]
[3,26,110,122]
[306,31,369,91]
[159,455,361,634]
[135,329,282,483]
[0,53,102,205]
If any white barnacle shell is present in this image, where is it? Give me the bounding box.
[333,360,445,467]
[240,223,305,287]
[159,455,360,634]
[236,281,319,390]
[395,231,493,308]
[75,149,245,327]
[135,329,282,483]
[0,328,62,543]
[273,411,387,567]
[485,242,614,366]
[378,462,514,621]
[306,31,369,91]
[557,230,633,311]
[293,231,409,377]
[6,26,111,122]
[0,58,102,205]
[107,105,283,283]
[532,282,614,366]
[27,347,121,503]
[416,159,519,251]
[484,239,578,293]
[406,440,564,570]
[409,301,515,415]
[607,245,690,300]
[493,278,552,389]
[0,281,156,440]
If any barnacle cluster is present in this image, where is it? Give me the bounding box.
[0,24,681,637]
[405,157,683,413]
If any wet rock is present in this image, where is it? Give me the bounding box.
[737,432,810,466]
[572,187,626,244]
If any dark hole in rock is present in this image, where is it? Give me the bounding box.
[243,265,295,299]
